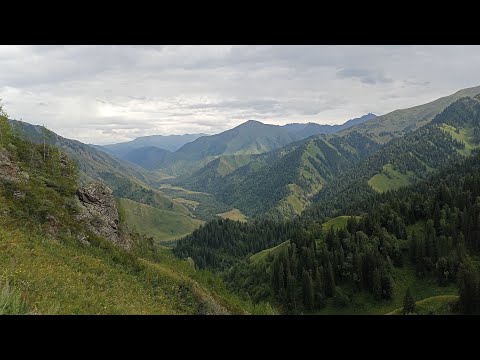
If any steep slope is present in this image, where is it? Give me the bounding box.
[340,85,480,143]
[306,96,480,219]
[98,133,207,157]
[0,115,265,314]
[184,131,380,218]
[122,146,172,170]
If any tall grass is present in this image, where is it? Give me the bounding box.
[0,280,29,315]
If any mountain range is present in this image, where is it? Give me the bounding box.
[3,84,480,315]
[95,113,377,177]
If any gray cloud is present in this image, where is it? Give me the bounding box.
[336,67,392,84]
[0,45,480,144]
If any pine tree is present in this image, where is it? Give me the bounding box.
[372,268,382,300]
[403,288,416,315]
[302,270,314,310]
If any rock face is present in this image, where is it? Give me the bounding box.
[0,148,19,183]
[75,182,131,249]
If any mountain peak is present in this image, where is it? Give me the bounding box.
[242,120,265,126]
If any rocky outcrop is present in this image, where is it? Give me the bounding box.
[75,182,131,249]
[0,148,19,183]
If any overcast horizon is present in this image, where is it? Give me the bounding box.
[1,45,480,145]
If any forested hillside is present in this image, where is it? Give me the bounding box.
[176,149,480,314]
[178,131,380,218]
[174,97,480,314]
[305,96,480,220]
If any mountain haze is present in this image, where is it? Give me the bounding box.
[150,114,376,176]
[97,133,207,158]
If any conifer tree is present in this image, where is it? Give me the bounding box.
[403,288,416,315]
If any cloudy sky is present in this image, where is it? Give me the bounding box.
[1,45,479,145]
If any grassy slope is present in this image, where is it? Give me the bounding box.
[387,295,459,315]
[314,260,457,315]
[322,216,357,231]
[440,124,475,156]
[250,216,357,264]
[367,122,479,194]
[0,221,263,314]
[118,198,204,242]
[217,209,247,222]
[250,241,289,264]
[368,164,418,193]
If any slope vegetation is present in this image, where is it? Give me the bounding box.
[0,114,264,314]
[118,198,204,242]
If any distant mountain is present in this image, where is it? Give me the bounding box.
[177,131,381,218]
[122,146,172,170]
[155,116,376,176]
[283,113,376,137]
[157,120,304,176]
[178,93,480,219]
[340,85,480,143]
[97,133,207,158]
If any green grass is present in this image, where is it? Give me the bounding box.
[173,197,200,209]
[322,216,360,232]
[368,164,418,193]
[250,216,358,265]
[313,261,458,315]
[217,208,247,222]
[118,198,204,242]
[0,220,265,314]
[273,184,310,217]
[0,280,31,314]
[440,124,476,156]
[406,221,426,238]
[250,241,289,264]
[387,295,459,315]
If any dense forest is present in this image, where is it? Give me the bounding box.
[304,97,480,221]
[176,151,480,313]
[175,98,480,314]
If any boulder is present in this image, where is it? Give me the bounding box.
[75,182,131,249]
[0,148,19,183]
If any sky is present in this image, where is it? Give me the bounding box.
[0,45,480,145]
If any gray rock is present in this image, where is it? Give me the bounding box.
[0,148,20,183]
[75,182,131,249]
[13,191,25,199]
